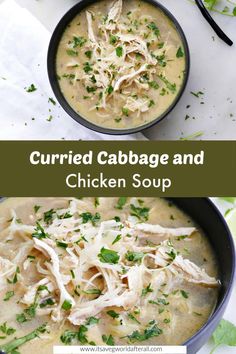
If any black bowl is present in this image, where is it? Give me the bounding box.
[0,197,234,353]
[47,0,190,135]
[168,198,235,354]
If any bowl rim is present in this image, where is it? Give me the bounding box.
[47,0,190,135]
[182,197,236,348]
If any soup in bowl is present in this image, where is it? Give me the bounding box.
[0,197,234,354]
[49,0,190,134]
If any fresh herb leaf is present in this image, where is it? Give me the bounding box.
[125,251,144,263]
[176,47,184,58]
[83,288,102,295]
[72,36,86,48]
[98,248,120,264]
[130,204,150,221]
[112,234,122,245]
[116,46,123,57]
[127,322,162,342]
[211,319,236,353]
[60,330,76,344]
[0,322,16,336]
[180,290,189,299]
[32,222,48,239]
[147,22,160,36]
[102,334,115,346]
[128,313,141,324]
[3,291,14,302]
[66,49,78,56]
[44,209,56,225]
[25,84,37,93]
[61,300,72,311]
[34,205,41,213]
[107,310,119,319]
[1,324,47,353]
[142,284,153,297]
[86,317,100,326]
[115,197,127,210]
[80,212,101,225]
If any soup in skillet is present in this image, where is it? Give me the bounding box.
[0,198,219,353]
[56,0,187,130]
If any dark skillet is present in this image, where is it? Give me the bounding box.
[0,198,235,353]
[47,0,190,136]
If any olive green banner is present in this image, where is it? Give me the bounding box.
[0,141,235,197]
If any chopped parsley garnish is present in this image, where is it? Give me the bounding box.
[7,267,20,284]
[115,197,127,210]
[142,284,153,297]
[60,330,76,344]
[94,197,100,207]
[107,310,119,319]
[25,84,37,93]
[34,205,41,213]
[127,321,162,342]
[86,86,96,93]
[128,313,141,324]
[48,97,56,105]
[78,325,88,344]
[83,288,102,295]
[125,251,144,263]
[149,298,169,306]
[158,75,176,93]
[83,62,93,73]
[86,317,100,326]
[116,46,123,57]
[39,298,55,308]
[110,35,118,45]
[0,324,47,353]
[66,49,78,56]
[85,50,92,59]
[147,22,160,36]
[61,300,72,311]
[112,234,122,245]
[56,240,68,249]
[3,291,14,302]
[44,209,56,225]
[190,91,204,98]
[130,204,150,221]
[176,47,184,58]
[0,322,16,336]
[149,81,159,89]
[106,85,114,95]
[80,212,101,225]
[32,222,48,239]
[180,290,189,299]
[72,36,86,48]
[102,334,115,346]
[98,247,120,264]
[122,107,129,116]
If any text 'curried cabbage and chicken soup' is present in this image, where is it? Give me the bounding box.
[0,198,219,353]
[56,0,187,130]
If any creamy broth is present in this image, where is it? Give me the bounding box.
[56,0,186,130]
[0,198,219,353]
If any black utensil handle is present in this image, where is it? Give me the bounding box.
[195,0,233,46]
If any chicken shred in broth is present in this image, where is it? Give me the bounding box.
[56,0,186,129]
[0,198,219,353]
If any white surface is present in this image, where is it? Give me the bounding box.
[0,0,144,140]
[0,0,235,140]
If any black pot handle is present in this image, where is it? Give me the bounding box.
[195,0,233,46]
